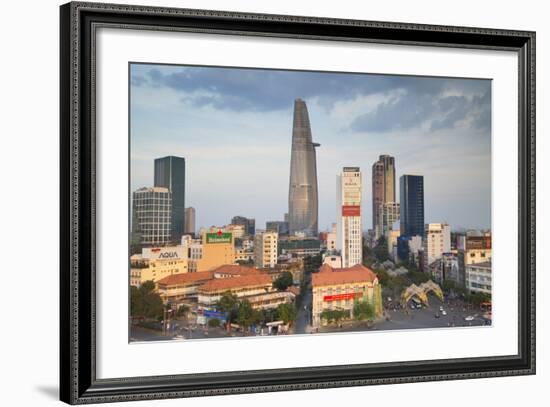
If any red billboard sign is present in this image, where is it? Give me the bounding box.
[323,292,363,302]
[342,205,360,217]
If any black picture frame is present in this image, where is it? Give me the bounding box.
[60,1,536,404]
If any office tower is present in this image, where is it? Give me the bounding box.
[377,202,400,237]
[254,231,278,268]
[184,207,196,236]
[266,221,289,236]
[400,175,425,237]
[154,156,185,242]
[372,155,395,237]
[231,216,255,236]
[288,98,320,237]
[132,187,172,246]
[337,167,363,268]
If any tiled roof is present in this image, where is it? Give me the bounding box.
[156,271,214,286]
[287,286,301,296]
[211,264,259,275]
[198,274,272,293]
[313,263,378,287]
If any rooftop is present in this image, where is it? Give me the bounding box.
[198,274,272,293]
[211,264,259,276]
[134,186,170,194]
[313,264,378,287]
[156,271,214,286]
[467,261,492,268]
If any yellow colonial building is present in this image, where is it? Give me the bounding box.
[312,264,382,327]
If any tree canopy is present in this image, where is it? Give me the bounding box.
[353,299,375,321]
[276,303,297,325]
[130,281,164,320]
[273,271,294,291]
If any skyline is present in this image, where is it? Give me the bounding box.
[130,63,491,232]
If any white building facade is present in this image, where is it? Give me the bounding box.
[254,231,278,268]
[466,261,492,294]
[337,167,363,268]
[424,223,451,266]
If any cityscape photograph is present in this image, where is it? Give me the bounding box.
[129,63,492,342]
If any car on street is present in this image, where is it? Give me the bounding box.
[442,310,447,316]
[434,313,440,318]
[464,315,475,321]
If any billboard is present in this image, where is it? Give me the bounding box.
[206,232,232,244]
[342,205,361,217]
[323,292,363,302]
[143,246,186,260]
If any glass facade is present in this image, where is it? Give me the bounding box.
[288,99,319,237]
[132,187,172,246]
[400,175,425,238]
[154,156,185,242]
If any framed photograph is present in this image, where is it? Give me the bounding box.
[60,1,535,404]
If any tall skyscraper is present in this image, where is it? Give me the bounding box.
[288,98,320,237]
[132,187,172,246]
[184,207,196,237]
[154,156,185,242]
[337,167,363,268]
[400,175,425,238]
[372,155,395,237]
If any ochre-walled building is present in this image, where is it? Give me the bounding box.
[312,264,382,327]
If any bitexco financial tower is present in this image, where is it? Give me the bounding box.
[288,98,320,237]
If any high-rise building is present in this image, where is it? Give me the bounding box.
[231,216,255,236]
[184,207,196,236]
[372,155,395,236]
[131,187,172,246]
[400,175,425,238]
[377,202,400,238]
[424,223,451,266]
[337,167,363,268]
[154,156,185,242]
[254,231,278,268]
[288,98,320,237]
[266,221,289,236]
[326,223,337,251]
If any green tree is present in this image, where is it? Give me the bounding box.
[273,271,294,291]
[320,309,349,324]
[373,236,390,262]
[304,254,322,273]
[276,303,298,325]
[353,299,375,321]
[130,285,142,317]
[465,292,491,306]
[237,299,254,329]
[130,280,164,320]
[408,271,430,285]
[216,291,239,323]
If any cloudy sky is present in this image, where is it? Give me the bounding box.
[130,63,491,232]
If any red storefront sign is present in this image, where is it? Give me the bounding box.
[323,292,363,302]
[342,205,360,217]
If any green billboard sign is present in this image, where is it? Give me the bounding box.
[206,232,232,244]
